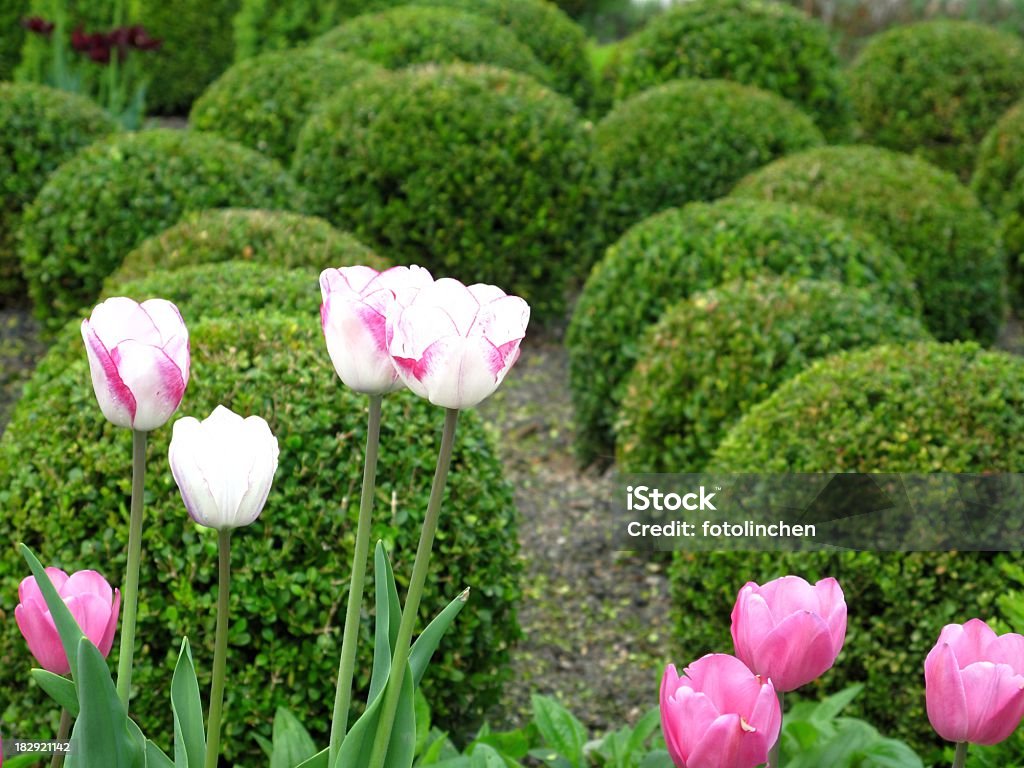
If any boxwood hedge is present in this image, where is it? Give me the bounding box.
[0,310,520,762]
[294,64,602,323]
[848,20,1024,178]
[567,198,922,465]
[732,145,1004,345]
[594,78,823,240]
[18,129,306,334]
[189,48,381,164]
[0,83,118,304]
[615,277,930,473]
[604,0,851,139]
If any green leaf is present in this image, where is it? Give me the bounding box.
[638,750,675,768]
[335,659,416,768]
[146,739,175,768]
[808,686,863,724]
[530,696,587,768]
[415,689,432,757]
[270,707,317,768]
[860,739,924,768]
[410,588,469,687]
[6,754,49,768]
[294,747,328,768]
[468,744,507,768]
[170,638,205,768]
[20,544,86,682]
[368,542,402,704]
[627,707,662,755]
[31,669,79,717]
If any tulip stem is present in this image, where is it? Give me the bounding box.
[952,742,967,768]
[328,394,383,765]
[367,408,460,768]
[49,708,71,768]
[115,429,147,710]
[768,690,784,768]
[205,530,231,768]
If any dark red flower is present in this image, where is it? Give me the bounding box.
[127,25,162,51]
[20,16,55,37]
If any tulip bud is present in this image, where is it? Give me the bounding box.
[660,654,781,768]
[81,297,190,431]
[925,619,1024,746]
[15,568,121,675]
[387,277,530,409]
[168,405,279,531]
[731,575,846,692]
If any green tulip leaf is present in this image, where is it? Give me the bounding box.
[410,587,469,687]
[368,541,401,704]
[30,668,79,717]
[334,657,416,768]
[6,754,49,768]
[145,738,175,768]
[294,747,329,768]
[270,707,317,768]
[20,544,86,682]
[170,638,206,768]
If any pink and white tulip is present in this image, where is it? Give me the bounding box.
[660,654,781,768]
[387,277,529,409]
[169,405,279,531]
[16,568,121,675]
[81,297,190,431]
[731,575,846,692]
[925,619,1024,746]
[320,265,433,394]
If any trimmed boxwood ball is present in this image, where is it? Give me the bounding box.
[189,48,381,164]
[848,20,1024,178]
[313,6,553,88]
[615,277,931,473]
[294,64,602,323]
[18,129,306,334]
[605,0,851,139]
[106,209,387,289]
[567,198,921,466]
[0,311,520,762]
[594,79,824,240]
[0,83,118,305]
[732,145,1004,345]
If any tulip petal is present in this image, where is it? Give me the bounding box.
[754,575,819,617]
[16,602,69,675]
[925,641,970,742]
[82,320,136,428]
[19,568,69,607]
[66,593,115,650]
[960,661,1024,745]
[395,335,504,409]
[111,340,187,431]
[814,578,847,652]
[688,714,759,768]
[229,415,280,527]
[62,570,113,605]
[169,417,221,527]
[99,589,121,657]
[473,294,530,348]
[747,679,783,742]
[418,278,483,335]
[661,685,721,765]
[753,610,837,691]
[88,296,161,346]
[987,632,1024,672]
[684,654,763,714]
[731,589,775,670]
[946,619,1000,667]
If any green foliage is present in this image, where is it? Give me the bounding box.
[848,20,1024,178]
[189,48,380,165]
[232,0,594,108]
[0,0,29,80]
[668,548,1008,760]
[0,311,520,763]
[604,0,852,139]
[294,64,603,324]
[615,277,930,473]
[593,78,824,240]
[106,208,386,288]
[0,82,117,304]
[732,145,1005,345]
[17,128,306,334]
[313,6,553,88]
[567,197,922,466]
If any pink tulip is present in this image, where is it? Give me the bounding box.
[660,654,781,768]
[387,277,530,409]
[15,568,121,675]
[81,297,190,431]
[320,265,434,394]
[925,619,1024,746]
[731,575,846,692]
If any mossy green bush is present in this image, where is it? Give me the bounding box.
[294,64,602,324]
[732,145,1004,345]
[615,277,930,473]
[567,197,921,466]
[106,209,386,289]
[18,128,306,334]
[604,0,851,139]
[232,0,594,108]
[0,83,117,304]
[313,6,552,87]
[848,20,1024,179]
[594,79,823,240]
[0,310,520,762]
[189,48,380,165]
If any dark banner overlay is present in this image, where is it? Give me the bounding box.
[613,474,1024,551]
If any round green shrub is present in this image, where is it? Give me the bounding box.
[567,197,921,465]
[605,0,851,139]
[0,83,118,304]
[313,6,552,87]
[848,20,1024,179]
[0,310,520,762]
[105,208,386,289]
[232,0,594,108]
[732,145,1004,345]
[594,79,824,240]
[189,48,381,164]
[294,64,602,324]
[615,277,931,473]
[18,128,307,334]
